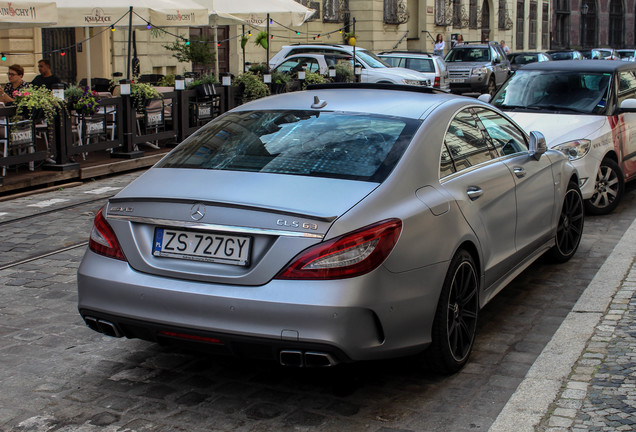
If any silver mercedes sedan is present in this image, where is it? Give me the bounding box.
[77,83,583,374]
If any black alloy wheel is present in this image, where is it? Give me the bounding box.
[584,158,624,215]
[549,181,584,263]
[425,249,479,374]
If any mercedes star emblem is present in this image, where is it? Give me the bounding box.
[190,203,206,221]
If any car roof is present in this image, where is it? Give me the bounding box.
[519,59,634,72]
[282,43,363,51]
[282,53,352,59]
[234,83,462,120]
[378,51,435,57]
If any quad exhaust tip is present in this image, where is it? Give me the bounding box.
[83,316,122,338]
[280,350,337,367]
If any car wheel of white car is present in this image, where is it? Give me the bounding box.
[548,181,584,263]
[584,158,624,215]
[425,249,479,374]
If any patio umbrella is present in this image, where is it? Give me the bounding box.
[28,0,210,81]
[206,0,315,27]
[0,1,57,28]
[195,0,316,78]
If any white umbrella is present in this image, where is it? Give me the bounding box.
[206,0,315,27]
[34,0,210,81]
[0,1,57,28]
[195,0,316,78]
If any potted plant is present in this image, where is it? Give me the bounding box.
[344,32,357,46]
[68,86,100,115]
[13,85,66,124]
[130,82,163,113]
[301,71,329,90]
[187,73,219,97]
[254,31,269,50]
[233,71,270,104]
[334,62,354,82]
[271,70,290,94]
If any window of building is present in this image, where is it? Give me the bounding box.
[609,0,624,48]
[542,2,549,49]
[498,0,506,29]
[581,0,597,48]
[529,1,537,49]
[323,0,348,23]
[453,0,462,27]
[470,0,478,28]
[516,0,525,50]
[554,0,570,49]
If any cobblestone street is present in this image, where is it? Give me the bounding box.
[0,174,635,432]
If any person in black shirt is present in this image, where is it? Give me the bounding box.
[31,59,61,89]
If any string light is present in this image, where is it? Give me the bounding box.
[248,31,252,36]
[110,25,115,32]
[1,53,5,61]
[60,51,65,56]
[185,39,190,46]
[146,22,151,29]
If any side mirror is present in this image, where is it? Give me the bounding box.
[477,94,492,103]
[529,131,547,160]
[619,99,636,113]
[493,58,501,65]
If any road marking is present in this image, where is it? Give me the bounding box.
[84,186,122,195]
[0,212,8,217]
[27,199,70,208]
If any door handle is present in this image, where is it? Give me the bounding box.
[466,186,483,201]
[513,167,526,178]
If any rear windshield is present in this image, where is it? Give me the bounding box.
[157,110,420,182]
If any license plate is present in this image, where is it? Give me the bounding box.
[450,78,465,83]
[153,228,251,266]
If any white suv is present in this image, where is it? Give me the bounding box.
[377,51,449,91]
[270,44,432,86]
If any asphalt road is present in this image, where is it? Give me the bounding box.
[1,173,635,432]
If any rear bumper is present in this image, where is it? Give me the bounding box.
[77,250,446,363]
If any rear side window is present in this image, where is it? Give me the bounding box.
[158,110,420,182]
[406,58,435,72]
[443,108,496,173]
[380,56,404,68]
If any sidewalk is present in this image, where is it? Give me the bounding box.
[489,217,636,432]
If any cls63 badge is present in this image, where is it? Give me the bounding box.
[276,219,318,230]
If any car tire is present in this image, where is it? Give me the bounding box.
[487,77,496,97]
[424,249,479,374]
[548,181,584,263]
[584,158,624,215]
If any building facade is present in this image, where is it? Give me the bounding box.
[554,0,636,50]
[1,0,553,85]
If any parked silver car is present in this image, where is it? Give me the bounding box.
[78,83,583,374]
[444,42,511,95]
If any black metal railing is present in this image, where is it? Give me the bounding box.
[1,85,237,185]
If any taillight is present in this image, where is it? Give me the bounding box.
[89,206,127,261]
[276,219,402,280]
[434,77,440,88]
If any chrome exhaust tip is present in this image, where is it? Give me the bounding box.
[279,350,338,367]
[96,319,122,338]
[304,351,337,367]
[279,350,303,367]
[83,316,122,338]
